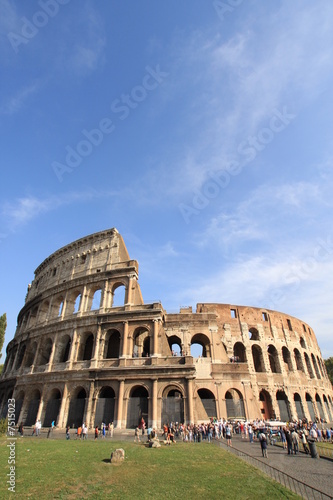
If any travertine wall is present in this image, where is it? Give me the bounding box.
[1,228,332,429]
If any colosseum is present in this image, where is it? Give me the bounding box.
[1,228,332,429]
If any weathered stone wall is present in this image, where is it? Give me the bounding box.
[0,228,332,429]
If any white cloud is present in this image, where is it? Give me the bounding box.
[0,81,42,115]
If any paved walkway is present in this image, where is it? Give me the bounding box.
[217,435,333,499]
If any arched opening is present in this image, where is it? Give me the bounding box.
[300,337,306,349]
[282,347,293,372]
[28,306,38,328]
[57,335,71,363]
[311,354,321,379]
[67,388,86,428]
[294,349,304,372]
[167,335,182,356]
[294,393,305,420]
[37,338,53,366]
[268,345,281,373]
[104,330,121,359]
[161,387,185,425]
[190,333,210,358]
[276,391,291,422]
[225,389,246,419]
[315,394,325,421]
[306,393,316,421]
[77,333,94,361]
[133,328,150,357]
[323,395,333,421]
[127,386,149,428]
[73,293,82,313]
[317,357,325,378]
[43,389,61,427]
[304,353,315,379]
[248,328,259,341]
[25,389,41,426]
[197,388,216,420]
[251,344,265,372]
[94,386,115,427]
[91,289,102,310]
[259,390,274,420]
[15,391,24,424]
[112,284,126,307]
[233,342,246,362]
[38,300,49,323]
[24,342,37,368]
[15,344,26,370]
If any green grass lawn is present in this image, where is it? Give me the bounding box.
[0,438,300,499]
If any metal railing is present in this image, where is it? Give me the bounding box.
[217,441,332,500]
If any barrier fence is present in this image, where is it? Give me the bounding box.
[217,441,332,500]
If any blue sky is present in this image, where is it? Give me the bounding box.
[1,0,333,360]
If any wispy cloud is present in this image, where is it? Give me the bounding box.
[1,190,118,228]
[0,81,42,115]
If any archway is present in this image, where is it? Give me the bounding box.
[252,344,264,372]
[37,338,53,366]
[259,390,274,420]
[311,355,321,379]
[133,328,150,357]
[294,349,304,372]
[306,393,316,421]
[127,386,149,428]
[190,333,210,358]
[197,388,217,420]
[56,335,71,363]
[248,328,259,341]
[161,387,184,425]
[233,342,246,362]
[268,345,281,373]
[304,353,315,379]
[15,344,26,370]
[323,395,333,421]
[94,386,115,427]
[43,389,61,427]
[315,394,325,421]
[167,335,182,356]
[25,389,41,426]
[15,391,24,424]
[294,393,305,420]
[67,388,87,428]
[225,389,246,419]
[282,347,293,372]
[276,391,291,422]
[104,330,121,359]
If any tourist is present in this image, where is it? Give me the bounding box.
[248,424,253,443]
[66,426,70,440]
[285,429,293,455]
[291,428,299,454]
[82,423,88,440]
[225,423,232,447]
[94,426,99,440]
[258,430,268,458]
[77,425,82,440]
[300,431,310,454]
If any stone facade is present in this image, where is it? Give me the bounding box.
[1,228,332,429]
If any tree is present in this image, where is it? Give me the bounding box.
[324,357,333,386]
[0,313,6,360]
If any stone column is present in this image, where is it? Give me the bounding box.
[91,325,102,367]
[187,378,194,425]
[121,322,129,358]
[116,379,125,428]
[46,333,59,371]
[152,379,158,428]
[68,329,78,369]
[57,384,68,428]
[9,347,20,374]
[83,381,95,427]
[152,319,160,357]
[125,274,136,305]
[36,387,46,423]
